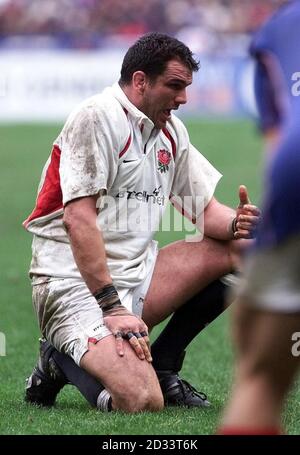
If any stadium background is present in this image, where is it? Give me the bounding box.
[1,0,299,435]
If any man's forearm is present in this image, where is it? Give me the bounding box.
[66,221,112,294]
[203,197,236,240]
[63,201,151,361]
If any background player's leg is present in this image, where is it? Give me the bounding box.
[219,303,300,433]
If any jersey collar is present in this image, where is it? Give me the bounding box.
[110,82,158,147]
[111,83,154,126]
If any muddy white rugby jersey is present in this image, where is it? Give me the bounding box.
[24,83,221,288]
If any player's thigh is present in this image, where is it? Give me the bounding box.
[142,236,231,327]
[234,304,300,392]
[80,334,163,408]
[32,277,112,365]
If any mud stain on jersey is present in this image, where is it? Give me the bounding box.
[83,153,97,180]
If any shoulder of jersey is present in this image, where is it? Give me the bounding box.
[65,91,130,136]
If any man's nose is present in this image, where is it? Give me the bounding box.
[175,89,187,105]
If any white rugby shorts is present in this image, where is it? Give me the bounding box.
[31,249,157,366]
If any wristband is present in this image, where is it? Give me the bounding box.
[93,284,121,312]
[231,217,238,235]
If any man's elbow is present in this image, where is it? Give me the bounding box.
[62,212,71,233]
[63,197,99,234]
[62,207,90,234]
[63,209,77,234]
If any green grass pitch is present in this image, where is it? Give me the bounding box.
[0,119,299,435]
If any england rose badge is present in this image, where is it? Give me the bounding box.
[157,149,171,173]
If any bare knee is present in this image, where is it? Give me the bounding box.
[81,337,164,413]
[112,381,164,413]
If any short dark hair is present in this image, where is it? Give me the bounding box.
[119,32,200,86]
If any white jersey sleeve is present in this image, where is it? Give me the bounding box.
[169,117,222,224]
[59,95,129,206]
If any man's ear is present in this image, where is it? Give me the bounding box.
[132,71,147,94]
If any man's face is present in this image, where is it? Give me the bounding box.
[140,59,193,129]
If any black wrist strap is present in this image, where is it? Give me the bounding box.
[231,217,238,235]
[93,284,120,310]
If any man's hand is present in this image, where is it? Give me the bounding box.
[103,305,152,362]
[233,185,261,239]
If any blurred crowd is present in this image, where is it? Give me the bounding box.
[0,0,286,54]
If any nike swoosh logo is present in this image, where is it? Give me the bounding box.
[123,159,138,163]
